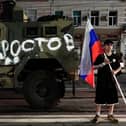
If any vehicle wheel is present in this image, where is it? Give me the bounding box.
[23,70,60,109]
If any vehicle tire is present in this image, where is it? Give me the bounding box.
[23,70,60,109]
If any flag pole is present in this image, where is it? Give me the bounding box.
[104,53,126,104]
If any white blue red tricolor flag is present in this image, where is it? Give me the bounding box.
[80,19,103,88]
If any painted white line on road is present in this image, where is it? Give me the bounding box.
[0,115,126,123]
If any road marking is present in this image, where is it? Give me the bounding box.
[0,115,126,123]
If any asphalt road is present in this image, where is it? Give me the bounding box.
[0,73,125,125]
[0,73,126,113]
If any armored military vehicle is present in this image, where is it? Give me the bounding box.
[0,0,79,108]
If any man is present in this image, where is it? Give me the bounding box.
[92,39,121,123]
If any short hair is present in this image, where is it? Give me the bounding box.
[104,39,113,45]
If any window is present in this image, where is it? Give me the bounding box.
[109,11,117,26]
[24,8,37,21]
[25,27,39,38]
[73,11,81,26]
[45,26,57,35]
[55,11,63,17]
[91,11,99,26]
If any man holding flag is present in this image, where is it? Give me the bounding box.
[80,19,121,123]
[92,39,121,123]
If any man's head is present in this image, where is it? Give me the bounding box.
[104,39,113,46]
[104,39,113,52]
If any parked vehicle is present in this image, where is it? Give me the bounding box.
[0,0,79,108]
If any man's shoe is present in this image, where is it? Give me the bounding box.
[107,115,118,123]
[91,115,101,123]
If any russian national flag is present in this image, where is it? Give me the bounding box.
[80,19,103,88]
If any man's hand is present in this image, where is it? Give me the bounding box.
[112,67,122,75]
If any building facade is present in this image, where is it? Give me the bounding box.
[16,0,126,62]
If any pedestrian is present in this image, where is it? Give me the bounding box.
[92,39,122,123]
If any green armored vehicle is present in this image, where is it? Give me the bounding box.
[0,0,79,108]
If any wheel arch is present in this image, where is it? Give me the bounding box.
[16,58,65,85]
